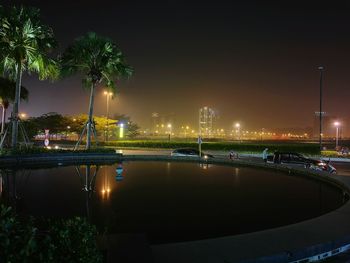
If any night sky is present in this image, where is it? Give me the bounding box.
[2,1,350,132]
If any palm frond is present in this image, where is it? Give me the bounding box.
[0,5,58,80]
[60,31,133,90]
[0,76,28,102]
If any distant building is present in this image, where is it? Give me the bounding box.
[199,107,215,137]
[151,112,160,134]
[150,112,175,135]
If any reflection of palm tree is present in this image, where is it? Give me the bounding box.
[75,165,100,219]
[0,77,28,136]
[0,169,30,211]
[61,32,133,149]
[0,6,58,148]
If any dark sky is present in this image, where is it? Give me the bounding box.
[2,1,350,131]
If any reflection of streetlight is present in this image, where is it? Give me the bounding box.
[334,121,340,149]
[103,91,113,142]
[101,167,111,199]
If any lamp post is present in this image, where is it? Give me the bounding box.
[103,91,113,142]
[318,66,325,151]
[167,123,172,141]
[66,125,71,140]
[235,123,241,142]
[334,121,340,149]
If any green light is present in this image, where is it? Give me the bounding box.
[119,123,124,138]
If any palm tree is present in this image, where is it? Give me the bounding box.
[60,32,133,149]
[0,77,28,135]
[0,5,58,148]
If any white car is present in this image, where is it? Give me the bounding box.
[171,148,214,159]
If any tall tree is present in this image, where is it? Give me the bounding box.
[60,32,133,149]
[0,5,58,148]
[0,77,28,135]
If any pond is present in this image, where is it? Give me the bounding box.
[0,161,345,244]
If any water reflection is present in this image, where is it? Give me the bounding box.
[115,163,124,182]
[101,165,111,198]
[0,161,345,244]
[74,162,124,216]
[233,167,240,184]
[198,163,213,169]
[0,169,31,212]
[75,165,100,218]
[0,173,2,199]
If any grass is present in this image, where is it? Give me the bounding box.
[103,140,321,155]
[17,140,350,157]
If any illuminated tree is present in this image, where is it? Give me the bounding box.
[0,5,58,148]
[60,32,133,149]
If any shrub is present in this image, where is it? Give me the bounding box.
[0,205,102,262]
[0,146,116,156]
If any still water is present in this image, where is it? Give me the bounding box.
[0,161,344,244]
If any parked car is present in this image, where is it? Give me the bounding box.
[267,151,336,174]
[171,148,214,159]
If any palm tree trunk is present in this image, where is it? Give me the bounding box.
[11,63,22,148]
[1,104,4,135]
[86,82,96,150]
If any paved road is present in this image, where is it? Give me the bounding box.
[121,149,350,177]
[333,162,350,177]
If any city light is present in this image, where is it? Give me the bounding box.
[334,121,341,148]
[119,123,124,138]
[103,91,113,96]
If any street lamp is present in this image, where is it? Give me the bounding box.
[103,91,113,142]
[318,65,325,151]
[19,113,27,119]
[66,125,71,140]
[235,123,241,141]
[167,123,172,141]
[334,121,340,149]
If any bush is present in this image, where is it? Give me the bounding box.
[0,205,102,262]
[45,217,103,262]
[0,146,116,156]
